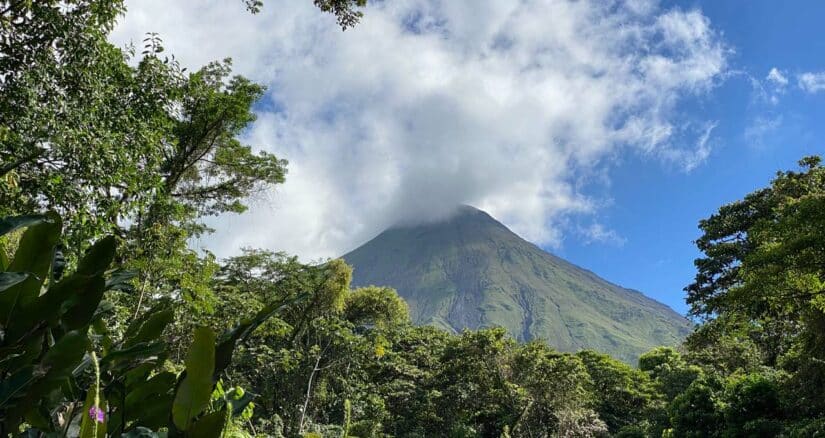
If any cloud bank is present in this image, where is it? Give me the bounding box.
[112,0,728,259]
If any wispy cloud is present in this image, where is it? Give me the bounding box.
[747,67,788,105]
[798,72,825,93]
[578,223,627,246]
[112,0,729,259]
[744,115,783,147]
[655,121,717,172]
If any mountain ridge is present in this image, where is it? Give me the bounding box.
[343,205,691,363]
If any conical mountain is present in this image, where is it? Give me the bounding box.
[342,205,691,363]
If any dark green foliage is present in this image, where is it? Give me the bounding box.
[313,0,368,29]
[680,157,825,433]
[0,216,295,436]
[783,418,825,437]
[668,378,724,438]
[615,425,647,437]
[723,373,783,436]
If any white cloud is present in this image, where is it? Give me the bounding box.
[111,0,728,259]
[766,67,788,86]
[798,72,825,93]
[655,121,716,172]
[578,223,627,246]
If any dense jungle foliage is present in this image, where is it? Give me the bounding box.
[2,1,825,436]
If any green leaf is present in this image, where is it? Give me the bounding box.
[105,269,138,291]
[214,293,307,378]
[0,334,44,377]
[230,390,255,417]
[60,276,106,331]
[8,331,89,421]
[172,327,216,431]
[0,215,49,237]
[100,342,166,371]
[128,392,174,431]
[124,372,176,415]
[124,299,173,340]
[124,309,174,348]
[6,274,98,342]
[189,408,228,438]
[76,235,117,277]
[40,330,90,375]
[0,272,28,292]
[0,213,61,325]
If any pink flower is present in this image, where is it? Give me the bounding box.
[89,406,104,423]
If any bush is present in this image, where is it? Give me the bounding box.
[615,425,647,438]
[782,418,825,437]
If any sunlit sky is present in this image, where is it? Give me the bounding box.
[112,0,825,314]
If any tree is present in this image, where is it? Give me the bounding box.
[365,324,450,438]
[667,378,724,438]
[686,156,825,367]
[722,372,784,437]
[684,157,825,421]
[344,285,410,328]
[432,328,526,437]
[510,342,594,436]
[639,347,703,401]
[576,350,655,434]
[1,0,365,280]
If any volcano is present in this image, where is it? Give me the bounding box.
[342,205,691,363]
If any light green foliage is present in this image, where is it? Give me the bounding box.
[510,342,594,435]
[345,286,410,328]
[554,407,608,438]
[667,377,724,438]
[576,350,655,434]
[639,347,703,401]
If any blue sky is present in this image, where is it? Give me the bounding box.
[113,0,825,316]
[557,0,825,314]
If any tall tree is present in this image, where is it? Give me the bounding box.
[1,0,367,253]
[686,156,825,416]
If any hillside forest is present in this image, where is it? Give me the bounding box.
[2,1,825,437]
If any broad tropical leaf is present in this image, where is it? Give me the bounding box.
[189,408,228,438]
[0,272,27,292]
[172,326,216,431]
[0,215,49,238]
